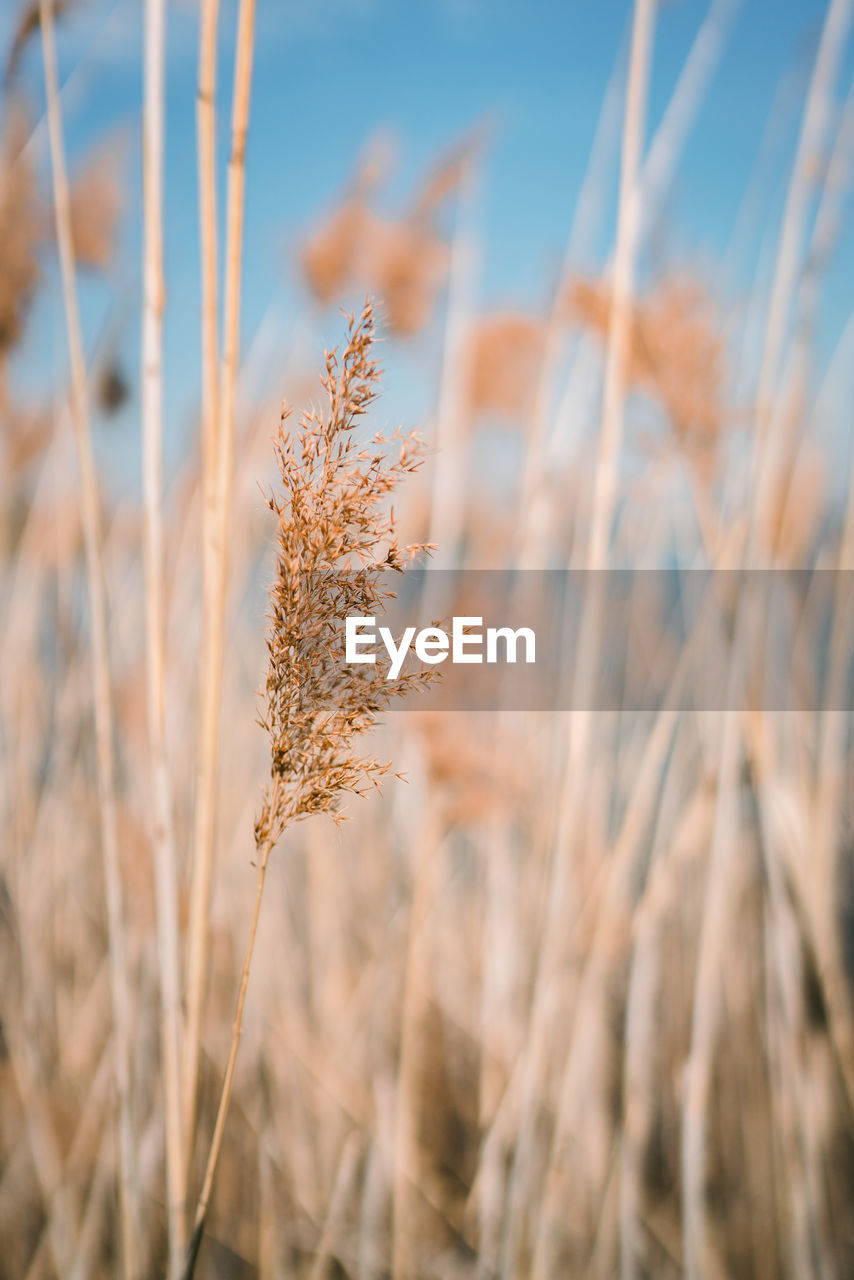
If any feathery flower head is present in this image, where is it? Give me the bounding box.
[256,302,432,850]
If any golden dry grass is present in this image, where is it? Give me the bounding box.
[2,1,854,1278]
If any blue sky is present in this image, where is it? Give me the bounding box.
[4,0,853,488]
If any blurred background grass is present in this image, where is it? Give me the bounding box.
[2,0,854,1277]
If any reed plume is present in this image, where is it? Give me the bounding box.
[256,303,430,843]
[184,301,431,1277]
[0,108,39,358]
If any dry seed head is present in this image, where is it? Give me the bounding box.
[299,135,472,336]
[256,302,432,850]
[299,138,394,305]
[0,107,40,357]
[67,137,125,270]
[6,0,75,82]
[360,213,448,337]
[414,711,526,828]
[566,273,725,458]
[464,311,546,424]
[300,195,370,306]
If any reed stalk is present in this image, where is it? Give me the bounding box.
[38,3,138,1275]
[809,352,854,1122]
[586,0,656,578]
[216,0,257,584]
[181,4,257,1188]
[682,8,854,1272]
[520,0,737,563]
[618,848,668,1280]
[142,0,185,1271]
[426,158,479,568]
[392,815,442,1280]
[501,6,656,1272]
[183,0,221,1187]
[638,0,742,242]
[752,0,853,532]
[182,778,280,1280]
[184,304,430,1275]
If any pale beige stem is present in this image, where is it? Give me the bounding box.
[307,1134,362,1280]
[183,0,221,1187]
[67,1130,114,1280]
[392,816,442,1280]
[810,360,854,1120]
[587,0,656,576]
[522,0,739,564]
[680,710,742,1280]
[561,0,656,860]
[426,158,478,568]
[533,546,737,1276]
[808,93,854,1121]
[517,33,626,566]
[679,11,854,1274]
[142,0,185,1271]
[217,0,258,567]
[638,0,741,240]
[681,10,854,1272]
[500,6,657,1272]
[753,0,853,533]
[181,1,257,1187]
[183,780,280,1280]
[619,848,671,1280]
[747,732,831,1280]
[38,3,138,1275]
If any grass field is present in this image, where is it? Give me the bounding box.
[2,0,854,1276]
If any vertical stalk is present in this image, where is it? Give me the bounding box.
[501,8,657,1275]
[38,3,139,1276]
[586,0,656,578]
[183,0,257,1228]
[216,0,258,574]
[638,0,741,241]
[183,781,280,1280]
[425,159,478,569]
[142,0,185,1271]
[183,0,221,1186]
[752,0,853,532]
[681,8,854,1275]
[680,701,744,1280]
[501,7,655,1269]
[392,817,442,1280]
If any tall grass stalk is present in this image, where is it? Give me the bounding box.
[38,3,138,1275]
[183,0,222,1186]
[426,158,478,568]
[750,731,824,1280]
[638,0,742,242]
[391,813,443,1280]
[184,305,429,1276]
[811,358,854,1119]
[182,777,281,1280]
[682,8,854,1272]
[803,83,854,1121]
[619,844,669,1280]
[752,0,853,532]
[215,0,258,600]
[181,4,257,1185]
[520,0,738,565]
[586,0,656,578]
[142,0,185,1271]
[501,6,656,1272]
[563,0,656,832]
[517,28,627,567]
